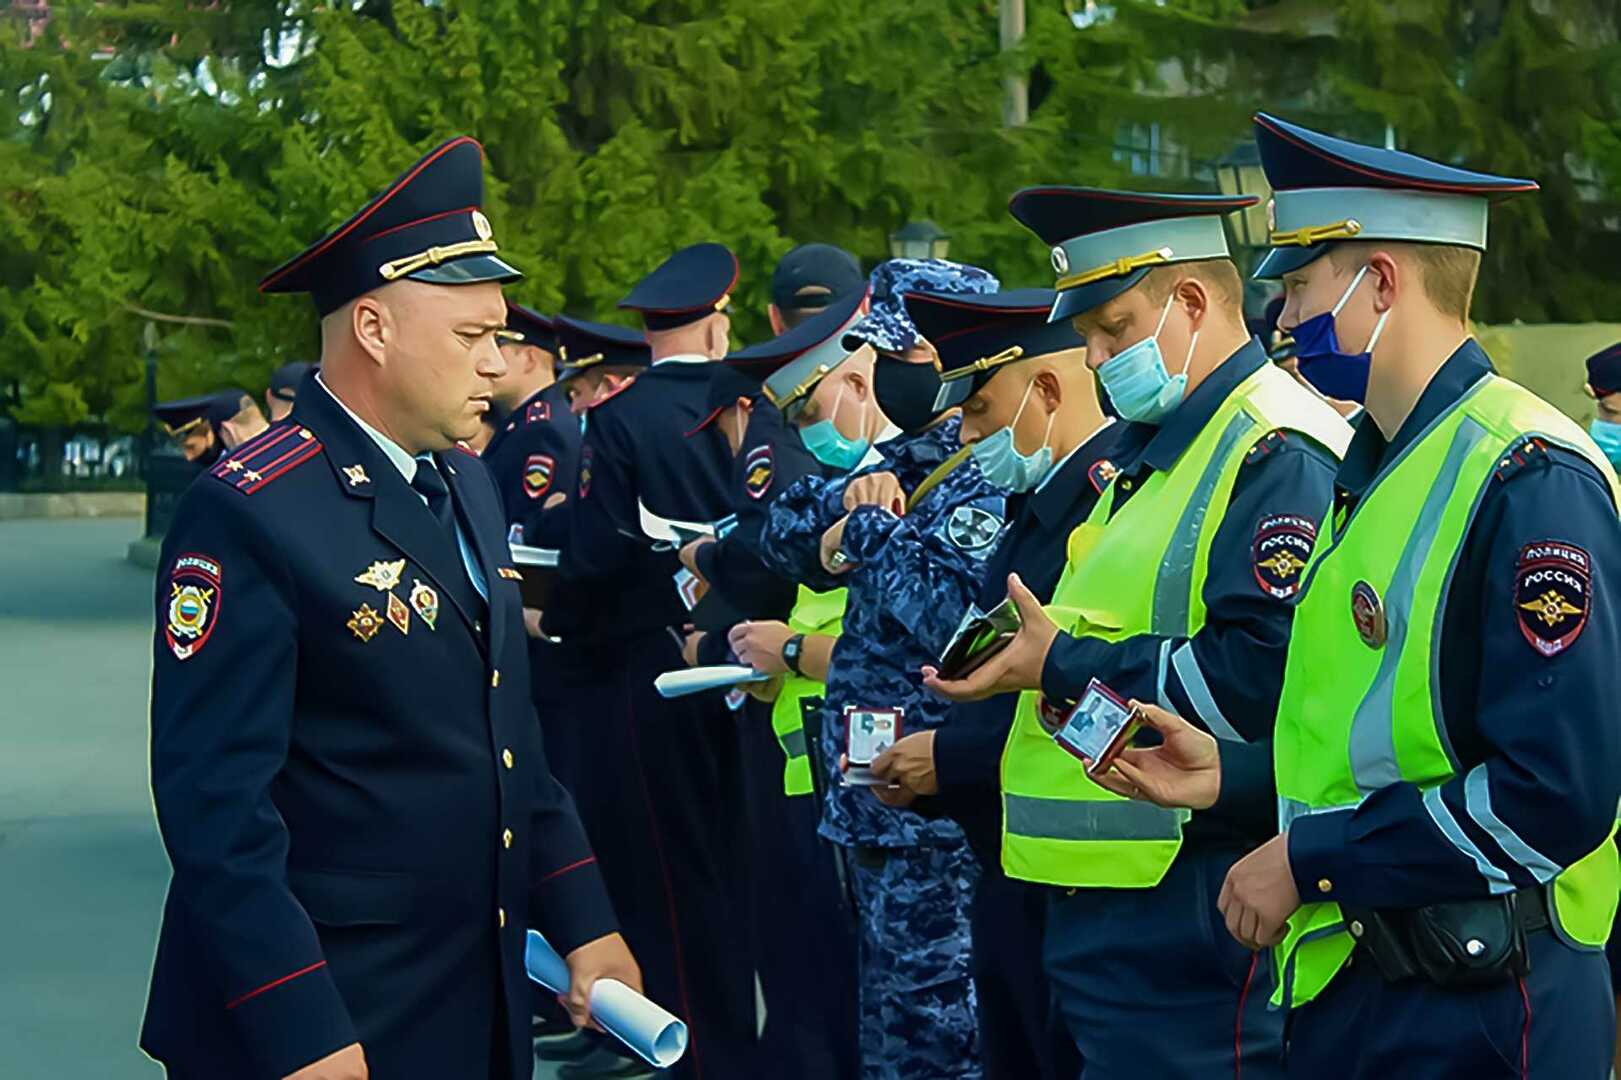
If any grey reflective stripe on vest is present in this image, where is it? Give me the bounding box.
[1346,417,1489,793]
[1005,793,1190,842]
[1151,410,1257,635]
[780,728,807,758]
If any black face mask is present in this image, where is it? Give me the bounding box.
[873,354,944,435]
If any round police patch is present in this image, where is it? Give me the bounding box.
[523,453,555,500]
[165,552,222,661]
[1514,541,1591,658]
[1351,580,1385,649]
[744,445,774,501]
[946,505,1002,552]
[1251,514,1317,600]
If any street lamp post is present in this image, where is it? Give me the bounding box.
[142,321,159,538]
[888,220,952,261]
[1215,138,1274,316]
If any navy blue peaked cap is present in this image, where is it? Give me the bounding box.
[259,137,521,316]
[1585,342,1621,398]
[154,390,249,436]
[905,288,1084,411]
[618,243,740,331]
[1009,187,1255,323]
[1252,112,1539,278]
[554,315,651,383]
[503,302,557,352]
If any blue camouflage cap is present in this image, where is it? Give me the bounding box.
[842,258,999,355]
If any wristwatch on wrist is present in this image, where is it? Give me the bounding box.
[781,633,807,676]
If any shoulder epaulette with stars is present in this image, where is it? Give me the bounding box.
[207,422,323,495]
[1493,436,1551,483]
[1244,429,1290,466]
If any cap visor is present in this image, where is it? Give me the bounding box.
[408,253,524,287]
[1252,245,1329,281]
[1047,268,1150,324]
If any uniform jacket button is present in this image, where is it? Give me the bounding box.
[498,907,506,928]
[503,828,513,849]
[491,669,501,688]
[1317,878,1334,895]
[502,748,514,769]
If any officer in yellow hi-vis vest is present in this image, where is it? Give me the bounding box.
[924,188,1352,1077]
[1080,115,1621,1079]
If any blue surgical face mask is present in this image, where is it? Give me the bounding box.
[1095,292,1197,425]
[972,378,1055,493]
[800,385,870,472]
[1290,265,1389,404]
[1589,418,1621,468]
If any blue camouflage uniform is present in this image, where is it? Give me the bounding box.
[764,415,1003,1079]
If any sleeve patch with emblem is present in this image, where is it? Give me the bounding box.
[945,505,1003,552]
[744,445,775,500]
[165,552,222,661]
[577,445,593,499]
[526,399,552,424]
[523,454,555,500]
[1515,540,1591,657]
[1252,513,1317,600]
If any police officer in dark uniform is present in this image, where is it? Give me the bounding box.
[154,390,259,466]
[482,302,574,549]
[561,243,758,1079]
[874,288,1119,1079]
[141,136,640,1080]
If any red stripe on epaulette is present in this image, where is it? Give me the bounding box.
[241,440,323,494]
[209,426,301,480]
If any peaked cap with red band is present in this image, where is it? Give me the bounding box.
[618,242,739,331]
[258,136,521,315]
[904,287,1084,411]
[1251,112,1538,279]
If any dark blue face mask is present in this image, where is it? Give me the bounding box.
[1289,266,1388,404]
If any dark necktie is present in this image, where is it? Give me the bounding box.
[411,455,457,540]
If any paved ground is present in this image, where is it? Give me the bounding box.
[0,518,580,1078]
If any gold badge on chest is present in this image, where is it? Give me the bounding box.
[348,603,384,642]
[386,592,412,635]
[354,559,406,592]
[1350,580,1386,649]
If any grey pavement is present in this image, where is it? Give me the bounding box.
[0,517,577,1078]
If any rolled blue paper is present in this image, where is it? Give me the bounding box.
[525,930,689,1069]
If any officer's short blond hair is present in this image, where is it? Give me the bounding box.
[1329,242,1480,322]
[1137,259,1245,313]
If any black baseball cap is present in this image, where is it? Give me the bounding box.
[770,243,863,315]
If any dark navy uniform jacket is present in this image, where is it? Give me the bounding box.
[928,421,1125,860]
[694,402,826,665]
[1037,340,1341,847]
[1289,341,1621,910]
[142,376,615,1080]
[563,358,735,637]
[482,381,579,549]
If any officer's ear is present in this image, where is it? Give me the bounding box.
[1174,276,1211,332]
[768,304,787,336]
[842,369,869,402]
[351,296,391,367]
[1032,368,1063,413]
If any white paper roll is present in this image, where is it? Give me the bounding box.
[525,930,688,1069]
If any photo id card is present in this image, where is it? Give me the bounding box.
[843,706,902,786]
[1052,678,1142,777]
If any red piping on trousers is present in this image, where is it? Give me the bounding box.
[1235,952,1259,1080]
[1518,976,1531,1079]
